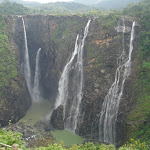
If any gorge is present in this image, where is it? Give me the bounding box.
[0,14,142,146]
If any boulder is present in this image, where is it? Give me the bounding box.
[50,105,64,130]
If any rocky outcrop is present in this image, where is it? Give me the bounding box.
[50,105,64,130]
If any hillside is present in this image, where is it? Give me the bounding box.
[0,1,29,15]
[95,0,141,10]
[0,0,95,15]
[38,2,93,14]
[73,0,141,10]
[72,0,103,5]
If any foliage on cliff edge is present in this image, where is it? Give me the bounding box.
[0,16,18,95]
[0,129,149,150]
[123,0,150,145]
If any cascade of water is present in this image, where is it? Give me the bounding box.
[33,48,41,102]
[99,21,135,144]
[22,17,31,94]
[54,20,91,132]
[54,34,79,109]
[66,20,91,131]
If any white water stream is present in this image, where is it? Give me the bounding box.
[54,20,91,132]
[99,21,135,144]
[33,48,41,102]
[22,17,32,95]
[22,17,41,102]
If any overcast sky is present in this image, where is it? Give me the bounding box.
[25,0,72,3]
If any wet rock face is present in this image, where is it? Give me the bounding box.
[77,18,121,139]
[14,15,88,103]
[0,80,31,127]
[0,15,87,127]
[14,15,56,101]
[1,15,139,145]
[40,16,138,145]
[116,24,140,146]
[0,16,31,127]
[76,18,139,145]
[50,105,64,130]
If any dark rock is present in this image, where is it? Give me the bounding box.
[50,105,64,130]
[34,120,53,131]
[45,124,53,131]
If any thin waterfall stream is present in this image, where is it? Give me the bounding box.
[33,48,41,102]
[22,17,31,95]
[21,16,41,102]
[53,20,91,132]
[99,21,135,144]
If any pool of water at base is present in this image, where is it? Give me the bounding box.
[20,100,51,125]
[19,100,85,146]
[51,129,85,146]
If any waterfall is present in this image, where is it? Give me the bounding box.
[33,48,41,102]
[21,17,41,102]
[22,17,31,94]
[54,20,91,132]
[99,21,135,144]
[54,35,79,109]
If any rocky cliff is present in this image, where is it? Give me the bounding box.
[0,16,31,127]
[0,14,139,145]
[76,17,139,146]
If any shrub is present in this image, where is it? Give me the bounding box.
[119,139,149,150]
[0,129,25,149]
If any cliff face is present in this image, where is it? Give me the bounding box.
[77,18,139,145]
[0,15,139,145]
[0,16,31,127]
[14,15,89,103]
[38,15,138,145]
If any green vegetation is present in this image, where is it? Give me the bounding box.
[34,2,93,15]
[0,16,18,94]
[0,0,28,15]
[0,0,122,16]
[36,143,116,150]
[99,11,121,29]
[122,0,150,146]
[0,129,149,149]
[51,18,85,43]
[73,0,141,10]
[0,0,94,15]
[119,139,149,150]
[0,129,25,149]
